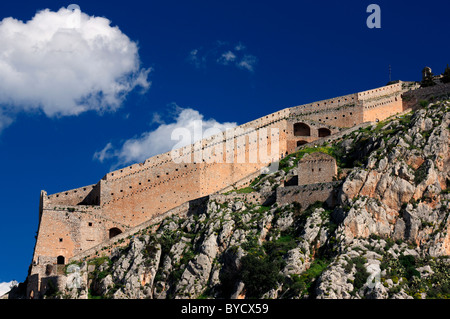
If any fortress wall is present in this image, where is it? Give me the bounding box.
[298,157,337,186]
[69,196,209,263]
[362,93,403,122]
[289,93,359,117]
[99,106,291,185]
[402,82,450,111]
[100,161,202,227]
[103,152,173,182]
[32,209,78,265]
[98,119,288,227]
[292,104,364,128]
[32,206,128,265]
[236,108,291,132]
[288,83,403,129]
[217,169,264,194]
[287,91,365,129]
[300,120,376,149]
[357,82,402,101]
[199,123,287,196]
[45,183,100,206]
[210,192,267,206]
[276,182,340,208]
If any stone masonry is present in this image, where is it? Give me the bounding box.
[297,152,337,186]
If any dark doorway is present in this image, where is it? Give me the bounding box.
[318,128,331,137]
[297,140,308,147]
[293,123,311,136]
[109,227,122,239]
[57,255,65,265]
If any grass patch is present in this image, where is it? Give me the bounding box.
[283,258,330,298]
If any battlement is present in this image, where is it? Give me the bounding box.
[45,183,100,206]
[357,82,402,101]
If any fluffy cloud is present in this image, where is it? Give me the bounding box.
[188,41,257,72]
[0,7,150,131]
[94,105,237,167]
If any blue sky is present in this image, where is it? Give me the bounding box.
[0,0,448,285]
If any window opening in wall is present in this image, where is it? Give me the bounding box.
[57,255,65,265]
[59,238,63,242]
[88,222,93,227]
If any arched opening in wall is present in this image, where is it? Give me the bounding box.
[318,128,331,137]
[293,123,311,136]
[109,227,122,239]
[57,255,65,265]
[297,140,308,147]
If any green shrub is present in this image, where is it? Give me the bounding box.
[441,64,450,84]
[414,162,428,185]
[264,234,296,261]
[419,100,430,108]
[240,254,282,298]
[352,256,369,291]
[399,254,420,281]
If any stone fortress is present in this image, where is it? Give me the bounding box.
[28,77,444,298]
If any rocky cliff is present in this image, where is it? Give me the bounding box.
[48,97,450,299]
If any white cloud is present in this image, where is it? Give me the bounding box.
[0,281,18,297]
[237,54,258,72]
[217,50,236,65]
[188,48,206,69]
[188,42,257,72]
[0,7,150,132]
[235,42,246,51]
[93,142,113,163]
[94,105,237,167]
